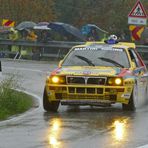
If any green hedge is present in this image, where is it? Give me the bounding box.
[0,75,33,120]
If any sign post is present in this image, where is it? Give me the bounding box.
[128,0,147,41]
[128,0,147,25]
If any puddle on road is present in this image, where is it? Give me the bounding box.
[44,108,135,148]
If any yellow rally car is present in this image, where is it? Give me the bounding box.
[43,38,148,112]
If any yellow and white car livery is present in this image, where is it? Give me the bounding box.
[43,40,148,112]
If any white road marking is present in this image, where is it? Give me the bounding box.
[3,66,44,73]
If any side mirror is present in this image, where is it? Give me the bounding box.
[58,60,63,67]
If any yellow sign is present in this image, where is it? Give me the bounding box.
[129,25,144,41]
[2,19,15,27]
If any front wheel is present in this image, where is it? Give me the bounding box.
[122,85,138,111]
[43,88,59,112]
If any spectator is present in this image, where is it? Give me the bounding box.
[9,28,21,58]
[87,28,100,41]
[26,29,37,41]
[20,29,28,40]
[26,29,41,60]
[38,30,52,42]
[9,28,20,41]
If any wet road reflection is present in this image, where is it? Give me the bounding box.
[1,61,148,148]
[48,118,64,148]
[113,120,127,141]
[44,106,135,148]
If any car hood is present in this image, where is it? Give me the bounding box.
[54,66,123,76]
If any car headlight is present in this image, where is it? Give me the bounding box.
[50,76,66,84]
[107,77,123,86]
[52,76,59,83]
[115,78,122,85]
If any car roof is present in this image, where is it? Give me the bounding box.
[73,41,136,50]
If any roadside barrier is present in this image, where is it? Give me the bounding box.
[0,39,147,64]
[0,39,83,60]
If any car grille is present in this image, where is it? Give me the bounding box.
[67,76,106,85]
[68,87,103,94]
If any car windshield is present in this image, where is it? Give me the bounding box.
[62,46,130,68]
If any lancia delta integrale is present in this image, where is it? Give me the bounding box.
[43,37,148,112]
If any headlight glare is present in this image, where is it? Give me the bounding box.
[115,78,122,85]
[50,76,66,84]
[107,77,123,86]
[51,76,59,83]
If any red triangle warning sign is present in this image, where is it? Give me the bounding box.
[128,0,147,18]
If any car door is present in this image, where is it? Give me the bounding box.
[128,48,148,100]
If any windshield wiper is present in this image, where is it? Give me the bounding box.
[75,55,95,66]
[98,57,124,68]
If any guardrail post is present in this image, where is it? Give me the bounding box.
[13,52,19,60]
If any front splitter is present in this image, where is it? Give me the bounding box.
[61,100,114,107]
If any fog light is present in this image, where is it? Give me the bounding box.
[108,78,113,85]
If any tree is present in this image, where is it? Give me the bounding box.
[54,0,148,35]
[0,0,56,25]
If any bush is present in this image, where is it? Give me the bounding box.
[0,75,33,120]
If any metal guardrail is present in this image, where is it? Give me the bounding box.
[0,39,148,63]
[0,39,84,60]
[0,39,84,48]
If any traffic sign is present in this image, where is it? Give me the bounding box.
[128,0,147,25]
[129,25,144,41]
[2,19,15,27]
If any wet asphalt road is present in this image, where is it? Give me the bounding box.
[0,59,148,148]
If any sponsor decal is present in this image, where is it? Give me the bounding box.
[74,47,123,52]
[121,93,131,99]
[59,68,116,75]
[83,71,91,75]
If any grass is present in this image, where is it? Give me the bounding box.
[0,75,33,120]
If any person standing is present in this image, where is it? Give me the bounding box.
[9,28,21,59]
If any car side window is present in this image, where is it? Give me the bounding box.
[128,48,142,67]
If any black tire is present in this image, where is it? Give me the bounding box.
[122,85,138,111]
[43,88,59,112]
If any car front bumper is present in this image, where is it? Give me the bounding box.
[46,84,133,105]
